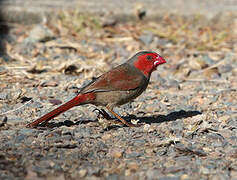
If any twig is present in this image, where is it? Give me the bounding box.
[104,37,133,42]
[201,59,226,72]
[0,99,33,116]
[181,78,230,84]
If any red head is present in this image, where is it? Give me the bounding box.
[128,51,166,77]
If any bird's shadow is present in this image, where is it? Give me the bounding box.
[131,110,202,124]
[45,110,201,128]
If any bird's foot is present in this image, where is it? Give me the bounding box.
[93,108,112,120]
[106,106,142,127]
[94,108,142,127]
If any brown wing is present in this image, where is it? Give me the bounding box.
[80,63,147,94]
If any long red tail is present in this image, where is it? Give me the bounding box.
[26,93,95,128]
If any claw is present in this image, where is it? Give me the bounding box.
[93,108,112,120]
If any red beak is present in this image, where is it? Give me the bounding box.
[154,55,166,66]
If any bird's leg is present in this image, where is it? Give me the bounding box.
[106,105,141,127]
[100,109,112,120]
[93,108,124,126]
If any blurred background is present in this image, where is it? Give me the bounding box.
[0,0,236,77]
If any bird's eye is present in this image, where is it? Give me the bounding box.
[146,55,153,61]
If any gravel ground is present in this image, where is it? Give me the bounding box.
[0,12,236,180]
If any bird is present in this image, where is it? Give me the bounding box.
[26,51,166,128]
